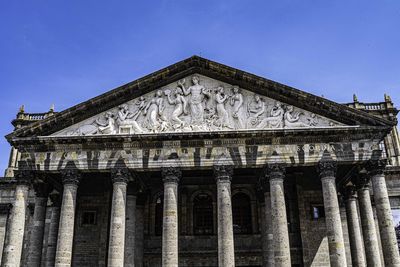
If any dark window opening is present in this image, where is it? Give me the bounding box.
[232,193,252,234]
[155,195,163,236]
[193,193,213,235]
[311,205,325,220]
[82,211,96,225]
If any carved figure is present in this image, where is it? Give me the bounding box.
[166,87,188,128]
[307,113,319,126]
[95,112,117,134]
[215,86,233,129]
[230,86,244,129]
[247,94,265,127]
[143,90,168,131]
[179,76,210,125]
[284,105,308,128]
[257,102,284,129]
[117,104,144,133]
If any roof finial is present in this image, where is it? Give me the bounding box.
[19,105,25,113]
[384,93,392,103]
[353,94,358,102]
[49,104,55,112]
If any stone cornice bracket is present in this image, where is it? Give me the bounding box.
[14,169,34,186]
[111,167,132,184]
[49,190,61,207]
[366,159,387,177]
[162,166,181,184]
[266,163,286,181]
[60,168,81,186]
[213,165,233,182]
[318,160,337,179]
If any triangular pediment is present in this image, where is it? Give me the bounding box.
[6,56,393,141]
[52,74,344,136]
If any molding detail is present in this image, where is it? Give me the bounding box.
[111,167,131,184]
[318,160,337,179]
[266,164,285,181]
[60,169,81,186]
[367,159,387,176]
[213,165,234,182]
[161,166,181,183]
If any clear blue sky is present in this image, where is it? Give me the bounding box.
[1,1,399,174]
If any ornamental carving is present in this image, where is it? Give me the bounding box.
[60,168,81,185]
[366,159,387,176]
[161,166,181,183]
[213,165,234,182]
[53,75,342,136]
[266,164,286,181]
[14,170,34,185]
[318,160,337,179]
[111,167,131,184]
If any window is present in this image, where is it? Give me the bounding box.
[232,193,252,234]
[311,205,325,220]
[193,193,213,235]
[82,211,96,225]
[155,195,163,236]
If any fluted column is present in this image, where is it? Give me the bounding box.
[2,171,31,267]
[124,193,137,267]
[27,181,50,267]
[214,165,235,267]
[344,185,366,267]
[161,167,181,267]
[108,168,130,267]
[44,191,61,267]
[318,160,347,267]
[368,159,400,266]
[55,169,81,267]
[267,164,291,267]
[356,174,382,266]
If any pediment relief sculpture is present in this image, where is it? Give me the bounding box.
[53,75,342,136]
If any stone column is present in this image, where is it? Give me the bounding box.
[356,174,382,266]
[344,185,366,267]
[108,168,130,267]
[27,181,50,267]
[267,164,291,267]
[262,190,274,267]
[161,167,181,267]
[135,205,144,267]
[318,160,347,267]
[44,191,61,267]
[55,169,81,267]
[368,159,400,266]
[124,193,137,267]
[2,171,31,267]
[214,165,235,267]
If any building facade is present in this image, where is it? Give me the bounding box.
[1,56,400,267]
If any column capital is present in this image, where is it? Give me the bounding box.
[354,171,371,190]
[14,169,34,186]
[366,159,387,176]
[49,190,61,207]
[162,166,181,183]
[266,163,285,181]
[213,165,233,182]
[318,159,337,179]
[33,180,51,198]
[60,168,81,186]
[111,167,131,184]
[343,185,357,201]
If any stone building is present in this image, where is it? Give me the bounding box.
[1,56,400,267]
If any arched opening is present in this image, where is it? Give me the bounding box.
[155,195,163,236]
[232,192,252,234]
[193,193,214,235]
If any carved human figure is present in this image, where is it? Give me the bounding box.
[179,76,210,125]
[257,101,284,129]
[95,112,117,134]
[166,87,188,128]
[307,113,319,126]
[230,86,244,129]
[247,94,265,128]
[284,105,308,128]
[143,90,168,131]
[215,86,233,129]
[117,104,144,133]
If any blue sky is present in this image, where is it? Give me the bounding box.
[0,1,399,174]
